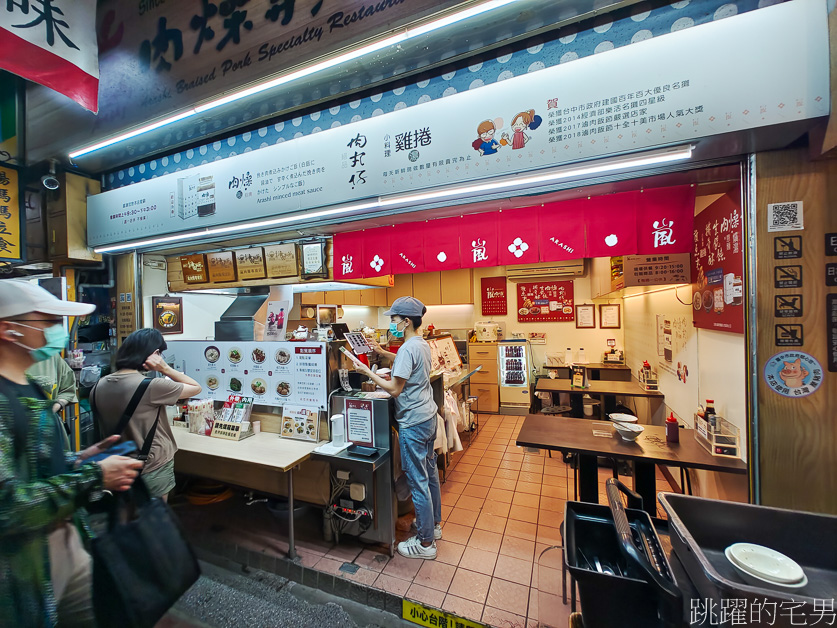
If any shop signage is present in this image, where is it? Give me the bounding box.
[279,404,319,442]
[344,398,374,448]
[234,246,267,280]
[402,599,485,628]
[763,351,823,398]
[180,254,208,284]
[767,201,804,232]
[828,294,837,372]
[774,235,803,260]
[775,323,803,348]
[826,233,837,256]
[152,296,183,335]
[517,281,574,323]
[774,295,803,319]
[692,194,744,334]
[0,0,99,112]
[623,254,691,287]
[481,277,507,316]
[774,265,802,289]
[88,0,828,248]
[826,264,837,288]
[263,243,297,278]
[207,251,236,282]
[0,166,21,262]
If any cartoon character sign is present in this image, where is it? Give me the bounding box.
[503,109,542,149]
[472,119,503,156]
[763,351,823,398]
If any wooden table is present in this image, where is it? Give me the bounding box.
[536,377,664,417]
[173,430,320,559]
[516,415,747,515]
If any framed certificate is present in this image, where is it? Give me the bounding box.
[575,304,595,329]
[599,304,622,329]
[299,240,328,278]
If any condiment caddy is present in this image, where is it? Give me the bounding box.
[694,400,740,458]
[638,360,659,391]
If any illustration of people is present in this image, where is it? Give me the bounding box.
[502,109,542,150]
[472,120,502,156]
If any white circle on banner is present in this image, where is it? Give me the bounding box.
[714,4,738,19]
[199,145,207,155]
[371,92,383,102]
[162,155,170,165]
[528,61,545,73]
[294,132,303,139]
[274,122,284,132]
[497,53,513,64]
[128,167,134,176]
[173,153,181,163]
[242,132,251,142]
[442,70,456,80]
[108,173,114,183]
[595,41,614,54]
[243,147,252,153]
[311,127,322,134]
[631,3,652,20]
[498,70,514,81]
[593,18,613,33]
[559,32,577,44]
[276,137,285,144]
[331,121,342,128]
[310,111,320,121]
[175,131,183,141]
[118,171,124,180]
[631,30,653,44]
[418,94,432,104]
[671,0,690,8]
[468,62,483,72]
[469,79,484,90]
[757,0,781,6]
[292,116,302,127]
[443,87,458,97]
[527,43,544,54]
[258,127,267,137]
[149,161,157,171]
[349,99,361,109]
[372,108,384,117]
[561,51,579,64]
[227,137,235,147]
[393,86,406,95]
[138,164,145,174]
[186,149,194,159]
[351,115,362,123]
[329,105,341,115]
[417,79,430,88]
[671,17,694,31]
[394,101,407,111]
[260,143,268,149]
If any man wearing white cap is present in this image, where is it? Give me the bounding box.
[0,279,144,627]
[356,296,442,559]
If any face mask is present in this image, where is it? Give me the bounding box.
[389,320,406,338]
[10,322,69,363]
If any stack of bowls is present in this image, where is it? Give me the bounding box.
[612,421,644,441]
[724,543,808,589]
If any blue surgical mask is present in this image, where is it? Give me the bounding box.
[389,320,406,338]
[11,322,69,363]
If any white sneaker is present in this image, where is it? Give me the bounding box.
[410,521,443,540]
[398,535,437,559]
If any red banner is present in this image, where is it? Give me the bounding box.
[498,207,540,266]
[481,276,508,316]
[459,212,499,268]
[332,231,364,280]
[636,185,696,254]
[390,223,425,274]
[692,195,744,334]
[517,281,574,322]
[539,199,588,261]
[586,191,639,258]
[361,226,392,278]
[423,216,462,271]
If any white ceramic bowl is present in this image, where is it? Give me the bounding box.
[612,422,644,442]
[609,413,639,423]
[726,543,805,584]
[725,547,808,589]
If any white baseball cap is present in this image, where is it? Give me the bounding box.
[0,279,95,319]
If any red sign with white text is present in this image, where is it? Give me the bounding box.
[692,195,744,334]
[481,276,508,316]
[517,281,574,322]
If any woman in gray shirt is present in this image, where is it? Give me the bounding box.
[356,297,441,559]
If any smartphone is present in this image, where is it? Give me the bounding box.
[86,440,139,464]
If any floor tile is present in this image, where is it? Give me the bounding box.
[469,473,495,487]
[441,505,452,522]
[475,512,508,535]
[447,471,473,484]
[448,569,492,604]
[297,549,323,568]
[543,464,568,477]
[527,587,539,622]
[456,495,486,512]
[516,481,542,496]
[518,471,543,484]
[491,478,517,491]
[538,591,572,628]
[537,525,563,547]
[442,595,485,623]
[472,465,496,478]
[455,463,478,475]
[479,457,502,469]
[495,469,520,481]
[482,500,511,518]
[313,557,344,575]
[447,507,479,528]
[482,451,505,460]
[414,559,457,592]
[521,462,545,473]
[508,505,539,524]
[344,566,380,586]
[441,481,467,495]
[441,492,461,508]
[435,540,466,566]
[539,497,565,513]
[541,485,568,499]
[503,453,524,463]
[406,582,446,608]
[487,578,530,617]
[498,461,522,471]
[505,519,537,541]
[382,553,423,580]
[539,509,563,527]
[511,492,540,509]
[462,484,491,499]
[500,536,536,561]
[459,546,498,576]
[493,554,533,587]
[441,522,474,546]
[492,488,515,504]
[535,543,563,569]
[536,564,562,595]
[467,529,503,553]
[353,548,390,573]
[373,573,411,596]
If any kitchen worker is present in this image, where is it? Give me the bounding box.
[355,296,441,559]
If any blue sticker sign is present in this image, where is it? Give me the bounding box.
[763,351,823,398]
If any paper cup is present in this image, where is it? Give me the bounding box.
[252,421,261,433]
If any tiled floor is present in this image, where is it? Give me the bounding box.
[176,414,675,628]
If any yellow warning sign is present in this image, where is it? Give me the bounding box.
[402,600,487,628]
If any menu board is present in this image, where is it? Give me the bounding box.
[481,276,508,316]
[427,335,462,372]
[263,244,297,278]
[180,254,208,284]
[207,251,237,282]
[235,247,267,280]
[517,281,574,322]
[164,341,328,409]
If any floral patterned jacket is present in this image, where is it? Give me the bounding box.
[0,388,102,627]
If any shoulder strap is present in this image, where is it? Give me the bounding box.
[91,377,153,438]
[0,378,29,462]
[138,406,162,462]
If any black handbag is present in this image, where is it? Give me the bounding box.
[91,481,201,628]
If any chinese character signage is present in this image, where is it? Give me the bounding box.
[481,276,507,316]
[517,281,574,323]
[0,0,99,111]
[88,2,827,249]
[692,194,744,334]
[180,254,208,284]
[0,166,21,261]
[623,254,691,287]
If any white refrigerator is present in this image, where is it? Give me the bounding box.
[498,339,533,415]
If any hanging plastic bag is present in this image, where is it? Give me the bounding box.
[79,365,102,388]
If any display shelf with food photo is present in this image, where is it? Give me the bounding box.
[228,347,243,364]
[251,347,267,365]
[279,404,320,442]
[229,377,243,393]
[204,345,221,364]
[205,375,220,391]
[274,348,292,366]
[250,378,267,396]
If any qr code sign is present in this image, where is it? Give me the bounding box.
[767,201,804,232]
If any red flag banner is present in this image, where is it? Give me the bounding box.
[423,216,462,271]
[361,226,392,278]
[459,212,499,268]
[498,207,540,266]
[636,185,696,254]
[586,192,639,258]
[332,230,364,280]
[0,0,99,112]
[538,199,588,261]
[390,223,426,275]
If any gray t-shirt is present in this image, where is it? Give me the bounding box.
[391,336,437,428]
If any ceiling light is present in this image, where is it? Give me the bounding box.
[291,281,382,293]
[69,0,519,160]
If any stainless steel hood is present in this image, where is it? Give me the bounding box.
[214,290,268,341]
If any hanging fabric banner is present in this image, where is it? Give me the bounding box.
[390,223,426,275]
[332,230,365,280]
[586,191,639,258]
[361,226,392,278]
[423,216,462,271]
[498,207,540,266]
[0,0,99,112]
[636,185,696,255]
[538,199,588,261]
[459,212,499,268]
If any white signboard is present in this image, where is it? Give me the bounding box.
[164,340,327,409]
[88,0,828,247]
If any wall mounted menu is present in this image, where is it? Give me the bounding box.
[517,281,574,322]
[263,243,298,278]
[481,276,508,316]
[235,247,267,280]
[164,341,328,410]
[207,251,237,282]
[180,254,208,284]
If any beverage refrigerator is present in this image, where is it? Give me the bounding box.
[498,339,533,415]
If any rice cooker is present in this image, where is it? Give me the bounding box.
[475,321,499,342]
